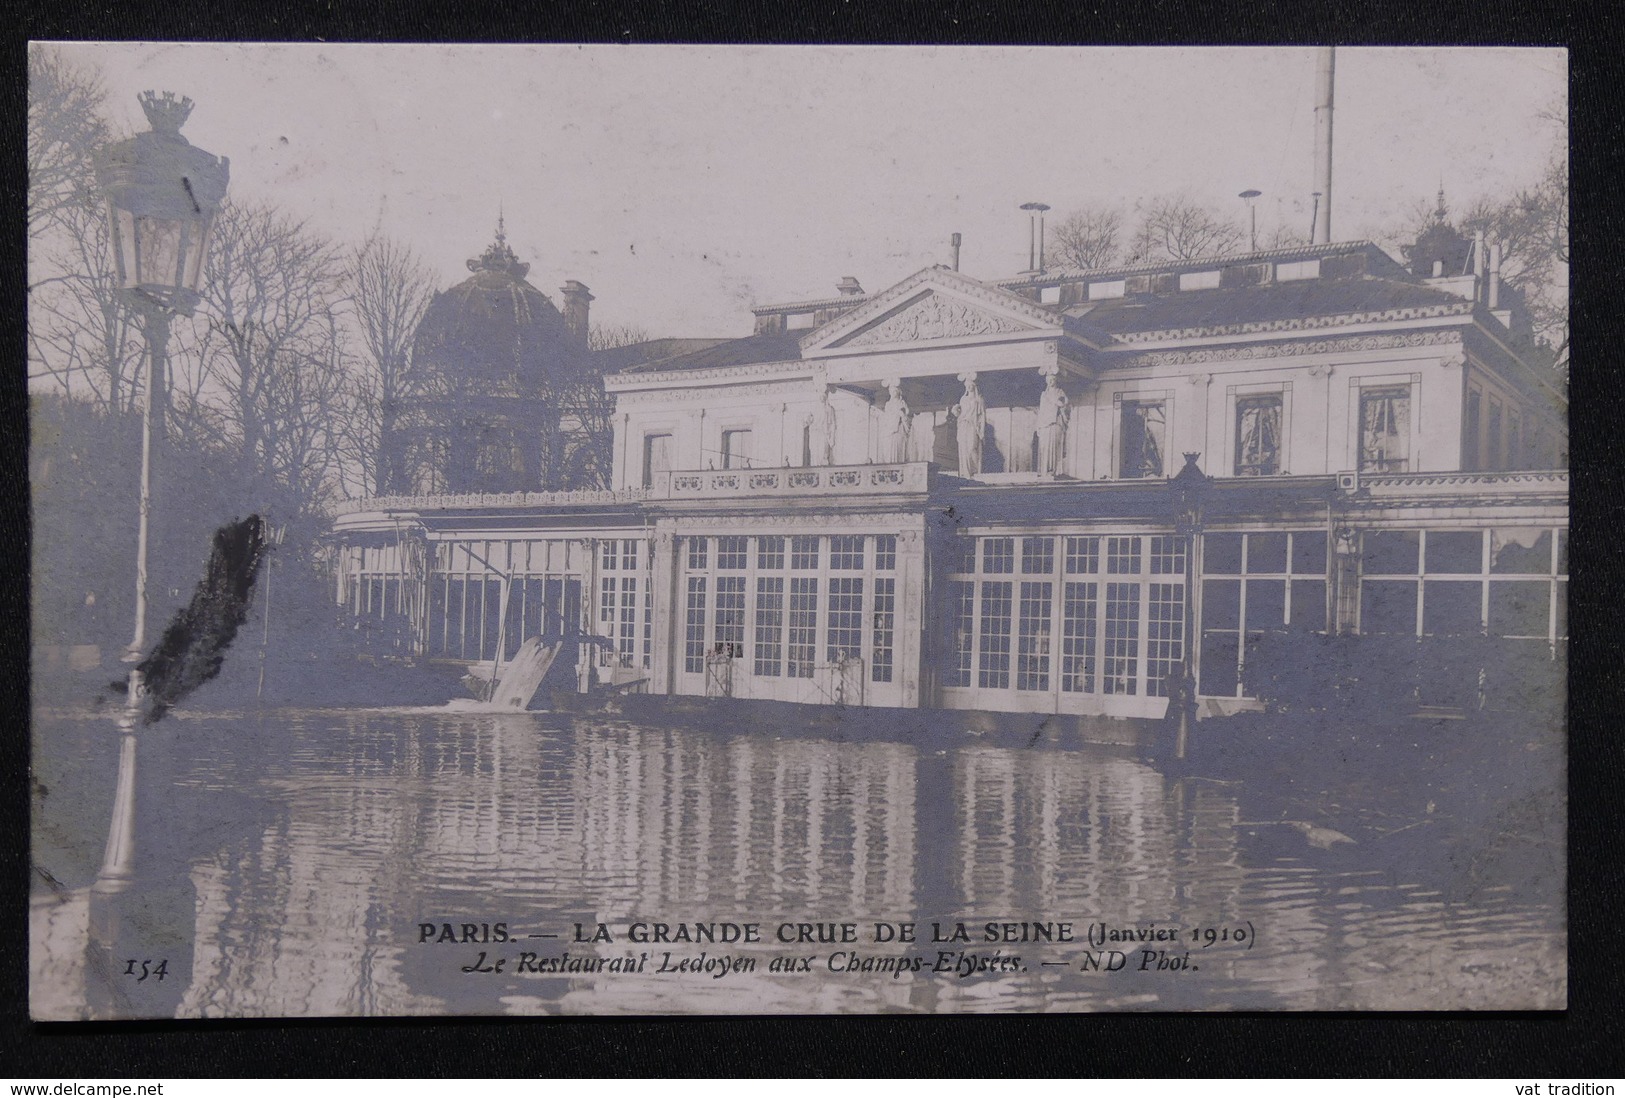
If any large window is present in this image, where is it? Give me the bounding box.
[721,428,753,470]
[679,534,902,687]
[947,531,1185,698]
[1120,401,1166,478]
[642,433,672,488]
[1199,530,1328,697]
[1234,394,1282,476]
[1359,386,1410,473]
[1358,527,1567,643]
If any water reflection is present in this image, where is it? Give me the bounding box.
[30,709,1564,1017]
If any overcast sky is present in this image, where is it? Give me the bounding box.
[52,44,1565,338]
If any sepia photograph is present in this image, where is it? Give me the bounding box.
[27,43,1568,1018]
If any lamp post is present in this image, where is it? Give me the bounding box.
[1169,452,1211,761]
[90,91,228,894]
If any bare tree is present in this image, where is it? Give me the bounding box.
[27,45,110,244]
[1459,152,1568,376]
[1131,192,1246,262]
[1051,206,1123,270]
[560,322,652,490]
[336,234,438,497]
[184,197,348,516]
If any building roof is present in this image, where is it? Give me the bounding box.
[593,337,731,373]
[1075,276,1471,338]
[614,331,806,373]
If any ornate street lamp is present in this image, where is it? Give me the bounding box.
[90,92,227,896]
[1168,452,1212,760]
[94,91,229,678]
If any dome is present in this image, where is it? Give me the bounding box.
[412,225,574,391]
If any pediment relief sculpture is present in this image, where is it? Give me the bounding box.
[840,292,1029,347]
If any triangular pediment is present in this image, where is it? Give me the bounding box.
[800,267,1064,356]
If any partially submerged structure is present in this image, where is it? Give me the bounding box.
[330,230,1568,725]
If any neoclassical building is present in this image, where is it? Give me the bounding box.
[332,232,1567,725]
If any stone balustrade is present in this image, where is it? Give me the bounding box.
[657,462,931,500]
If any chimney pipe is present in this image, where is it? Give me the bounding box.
[1488,242,1502,309]
[950,232,962,272]
[1312,47,1335,245]
[559,280,593,349]
[1473,230,1487,293]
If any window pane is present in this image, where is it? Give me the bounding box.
[1557,531,1568,575]
[1426,530,1482,574]
[715,576,746,657]
[1203,579,1241,631]
[1064,536,1100,574]
[1199,632,1240,697]
[1362,580,1418,635]
[754,577,784,676]
[1359,386,1410,473]
[826,577,863,662]
[982,537,1015,574]
[1149,535,1186,575]
[1490,528,1551,575]
[1489,581,1550,638]
[788,578,818,677]
[1556,580,1567,638]
[1121,401,1166,478]
[1016,581,1053,691]
[1103,581,1140,695]
[1106,536,1141,574]
[1205,533,1244,575]
[791,536,819,570]
[874,535,897,571]
[721,429,753,469]
[830,535,865,570]
[1291,531,1328,576]
[871,577,896,683]
[687,537,709,570]
[1363,530,1420,575]
[1246,578,1286,630]
[684,577,708,672]
[1234,395,1282,476]
[1021,536,1055,575]
[1146,582,1185,698]
[1423,580,1481,635]
[717,536,748,569]
[1291,580,1327,633]
[1061,581,1097,693]
[1247,533,1288,574]
[757,536,785,571]
[978,580,1013,689]
[948,580,975,687]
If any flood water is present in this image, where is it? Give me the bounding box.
[30,708,1565,1017]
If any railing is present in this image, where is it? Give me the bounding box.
[331,487,652,517]
[657,462,931,500]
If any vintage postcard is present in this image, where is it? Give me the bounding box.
[28,44,1567,1018]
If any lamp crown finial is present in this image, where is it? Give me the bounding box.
[138,91,194,135]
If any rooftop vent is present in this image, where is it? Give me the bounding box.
[837,276,864,296]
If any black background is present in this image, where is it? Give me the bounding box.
[3,0,1620,1078]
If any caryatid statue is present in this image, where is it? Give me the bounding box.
[809,384,838,465]
[1037,370,1070,476]
[881,379,912,463]
[953,372,986,477]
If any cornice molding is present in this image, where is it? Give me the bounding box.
[1111,302,1473,345]
[1108,329,1462,369]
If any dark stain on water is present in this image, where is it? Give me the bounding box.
[29,708,1565,1018]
